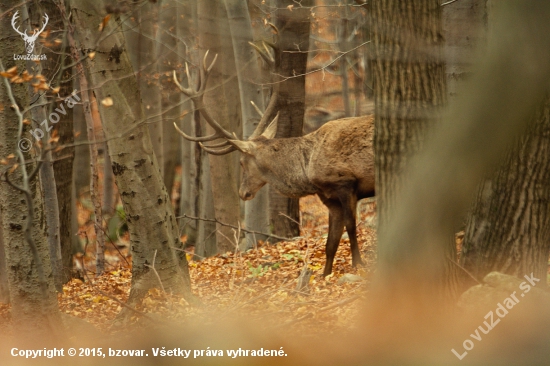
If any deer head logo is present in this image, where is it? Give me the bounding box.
[11,11,49,54]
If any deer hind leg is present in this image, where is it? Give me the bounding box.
[338,191,363,267]
[320,198,345,277]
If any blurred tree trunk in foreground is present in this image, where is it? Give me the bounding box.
[370,0,457,301]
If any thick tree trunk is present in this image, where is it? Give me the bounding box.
[368,1,550,319]
[442,0,488,99]
[370,0,454,300]
[123,2,164,175]
[68,0,193,310]
[72,80,90,195]
[0,2,62,334]
[198,0,242,253]
[31,0,76,284]
[461,97,550,287]
[269,0,312,239]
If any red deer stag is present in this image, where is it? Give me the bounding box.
[173,51,374,277]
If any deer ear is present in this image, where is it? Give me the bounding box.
[261,112,279,139]
[228,140,255,154]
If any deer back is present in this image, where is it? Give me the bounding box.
[307,115,375,199]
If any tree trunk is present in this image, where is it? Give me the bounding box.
[442,0,488,99]
[269,0,312,239]
[156,0,182,197]
[68,0,193,311]
[460,99,550,287]
[224,0,270,246]
[370,0,453,300]
[123,1,164,175]
[198,0,242,253]
[367,0,550,323]
[0,2,62,334]
[72,78,90,196]
[31,0,77,284]
[102,141,115,214]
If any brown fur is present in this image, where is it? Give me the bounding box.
[240,115,375,276]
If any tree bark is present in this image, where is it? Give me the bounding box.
[0,2,62,334]
[370,0,455,301]
[123,1,164,176]
[442,0,488,99]
[157,0,182,197]
[224,0,270,246]
[32,0,77,284]
[460,99,550,287]
[269,0,312,239]
[68,0,193,311]
[367,0,550,320]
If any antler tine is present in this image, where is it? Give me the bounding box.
[200,140,232,149]
[206,54,218,72]
[173,69,192,96]
[250,101,263,117]
[198,143,237,155]
[248,42,274,69]
[173,122,228,143]
[173,51,237,148]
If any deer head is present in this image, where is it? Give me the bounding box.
[173,46,280,200]
[11,11,49,54]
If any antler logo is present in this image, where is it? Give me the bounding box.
[11,11,49,54]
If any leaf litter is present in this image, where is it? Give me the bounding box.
[0,195,377,336]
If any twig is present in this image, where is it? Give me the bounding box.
[144,250,166,294]
[446,255,482,285]
[178,213,291,241]
[81,270,159,323]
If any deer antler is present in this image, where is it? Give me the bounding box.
[173,51,241,155]
[173,41,281,155]
[11,11,27,38]
[248,41,280,139]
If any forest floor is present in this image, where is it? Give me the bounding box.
[0,195,378,336]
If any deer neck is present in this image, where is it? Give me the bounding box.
[257,136,318,198]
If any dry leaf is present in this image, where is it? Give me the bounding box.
[101,97,114,107]
[99,15,111,31]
